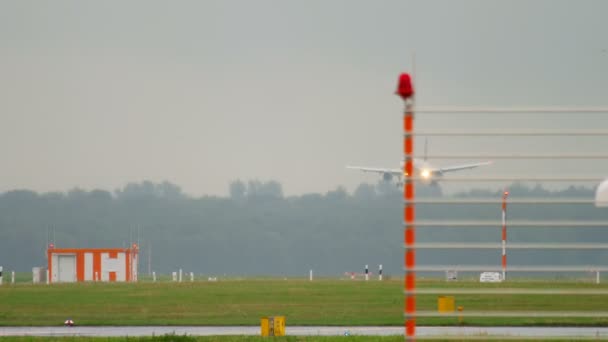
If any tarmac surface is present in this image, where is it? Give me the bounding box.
[1,326,608,338]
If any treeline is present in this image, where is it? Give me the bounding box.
[0,180,606,276]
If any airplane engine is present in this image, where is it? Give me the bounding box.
[382,173,393,182]
[420,169,433,183]
[422,173,442,186]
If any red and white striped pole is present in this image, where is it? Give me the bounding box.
[397,72,415,340]
[502,190,509,281]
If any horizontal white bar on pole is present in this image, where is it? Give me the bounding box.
[408,130,608,136]
[414,106,608,113]
[417,154,608,159]
[410,311,608,318]
[409,289,608,295]
[412,199,598,204]
[408,265,608,272]
[408,221,608,227]
[413,243,608,249]
[407,176,605,182]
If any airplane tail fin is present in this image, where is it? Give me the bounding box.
[424,138,428,162]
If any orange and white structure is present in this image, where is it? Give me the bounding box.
[396,72,416,340]
[47,244,139,283]
[501,190,509,281]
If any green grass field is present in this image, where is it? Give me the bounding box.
[0,336,593,342]
[0,278,607,327]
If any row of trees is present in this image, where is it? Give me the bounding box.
[0,180,606,276]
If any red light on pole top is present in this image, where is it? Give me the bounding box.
[395,73,415,101]
[48,243,55,249]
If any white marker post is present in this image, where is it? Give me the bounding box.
[172,272,177,282]
[46,269,50,285]
[190,272,194,282]
[0,266,3,285]
[597,270,601,284]
[309,269,313,281]
[152,271,156,282]
[32,267,40,284]
[11,271,15,284]
[179,269,183,282]
[365,265,369,281]
[379,264,383,281]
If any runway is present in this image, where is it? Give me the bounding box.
[1,326,608,338]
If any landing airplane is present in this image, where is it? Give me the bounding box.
[346,159,491,185]
[346,142,491,185]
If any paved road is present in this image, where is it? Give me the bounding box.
[1,326,608,338]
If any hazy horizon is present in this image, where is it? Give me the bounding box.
[2,1,608,197]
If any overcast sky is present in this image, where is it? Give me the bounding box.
[1,0,608,196]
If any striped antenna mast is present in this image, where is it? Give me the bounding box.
[402,86,416,341]
[502,190,509,281]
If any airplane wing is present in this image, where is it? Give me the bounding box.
[432,161,492,174]
[346,166,402,176]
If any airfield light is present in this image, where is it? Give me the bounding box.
[421,169,431,179]
[396,73,415,100]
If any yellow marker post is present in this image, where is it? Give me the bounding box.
[273,316,285,336]
[260,317,270,337]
